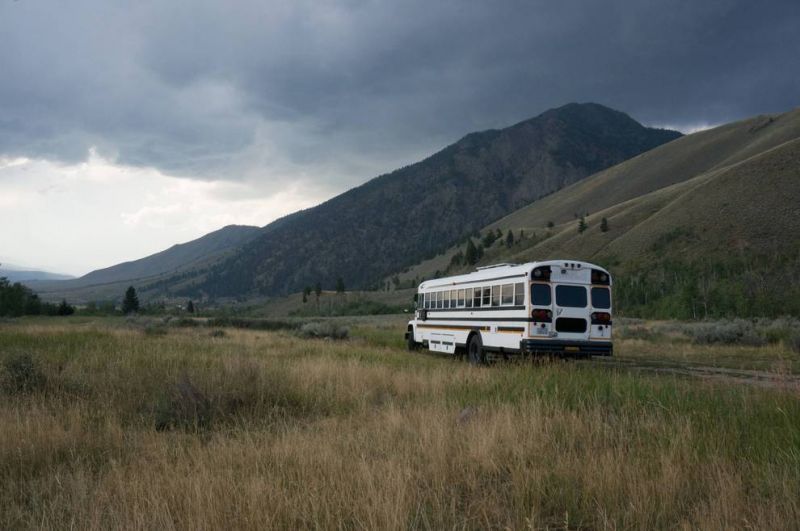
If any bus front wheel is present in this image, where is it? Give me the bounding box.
[467,334,486,365]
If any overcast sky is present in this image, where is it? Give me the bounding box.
[1,0,798,275]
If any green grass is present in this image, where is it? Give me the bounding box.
[1,316,799,529]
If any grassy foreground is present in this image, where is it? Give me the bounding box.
[1,317,799,529]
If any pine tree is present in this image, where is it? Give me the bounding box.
[303,286,311,303]
[578,216,587,234]
[336,277,345,293]
[600,217,609,232]
[314,282,322,299]
[449,250,464,268]
[505,230,514,247]
[186,300,195,313]
[57,299,75,316]
[465,238,478,265]
[122,286,139,314]
[547,221,554,229]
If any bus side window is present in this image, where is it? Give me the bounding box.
[458,289,465,307]
[473,287,482,307]
[491,285,500,307]
[444,290,451,309]
[501,284,513,305]
[514,282,524,305]
[466,288,473,307]
[436,291,442,309]
[482,287,491,306]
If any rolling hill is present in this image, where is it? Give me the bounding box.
[178,103,680,298]
[406,107,800,317]
[29,225,261,301]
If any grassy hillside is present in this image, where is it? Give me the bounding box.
[177,103,679,298]
[402,107,800,318]
[489,109,800,231]
[1,317,798,528]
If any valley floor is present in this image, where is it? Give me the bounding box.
[1,316,799,529]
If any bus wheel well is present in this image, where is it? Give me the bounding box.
[466,330,481,348]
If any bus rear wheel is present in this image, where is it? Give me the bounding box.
[406,328,418,351]
[467,334,486,365]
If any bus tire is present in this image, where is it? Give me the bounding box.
[406,327,418,351]
[467,334,486,365]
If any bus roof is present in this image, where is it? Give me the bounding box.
[418,260,610,290]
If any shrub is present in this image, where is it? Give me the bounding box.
[296,321,349,340]
[689,319,765,346]
[617,326,658,341]
[170,317,202,328]
[154,374,212,431]
[206,317,296,331]
[788,333,800,354]
[1,353,47,394]
[758,317,800,344]
[143,322,168,336]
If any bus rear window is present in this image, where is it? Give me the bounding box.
[531,283,551,306]
[556,285,587,308]
[591,287,610,309]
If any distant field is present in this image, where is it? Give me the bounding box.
[1,316,799,529]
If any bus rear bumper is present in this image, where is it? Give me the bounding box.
[520,339,613,357]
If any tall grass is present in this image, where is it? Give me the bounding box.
[1,319,799,529]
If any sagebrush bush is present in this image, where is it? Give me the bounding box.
[788,333,800,354]
[143,323,168,336]
[758,317,800,344]
[1,353,47,394]
[296,321,349,340]
[689,319,765,346]
[617,326,659,341]
[154,374,212,431]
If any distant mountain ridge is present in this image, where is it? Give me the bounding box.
[186,103,680,297]
[0,265,74,283]
[76,224,262,286]
[29,225,261,300]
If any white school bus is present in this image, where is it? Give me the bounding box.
[404,261,612,363]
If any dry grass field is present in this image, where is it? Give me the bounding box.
[1,316,799,529]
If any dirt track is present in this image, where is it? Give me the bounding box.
[587,357,800,391]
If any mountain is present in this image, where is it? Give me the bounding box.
[0,264,74,283]
[76,224,262,286]
[407,107,800,318]
[178,103,680,298]
[30,224,261,301]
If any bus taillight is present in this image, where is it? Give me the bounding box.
[591,312,611,324]
[531,309,552,322]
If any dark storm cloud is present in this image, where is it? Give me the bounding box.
[1,0,798,186]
